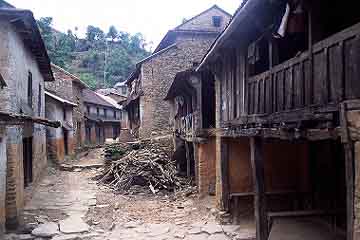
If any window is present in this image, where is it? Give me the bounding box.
[119,111,123,120]
[27,71,33,106]
[38,84,42,116]
[212,16,222,27]
[113,111,117,119]
[104,109,107,118]
[96,107,99,116]
[87,106,90,115]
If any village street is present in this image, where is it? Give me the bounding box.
[4,147,255,240]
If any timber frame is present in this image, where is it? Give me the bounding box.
[197,0,360,239]
[0,111,60,128]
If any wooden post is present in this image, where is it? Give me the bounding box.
[340,103,355,240]
[250,137,268,240]
[220,138,230,211]
[185,141,191,177]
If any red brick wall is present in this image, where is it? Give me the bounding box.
[228,138,253,193]
[198,138,216,195]
[5,143,23,229]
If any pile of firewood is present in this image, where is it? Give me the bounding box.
[98,141,189,193]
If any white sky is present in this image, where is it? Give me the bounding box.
[7,0,241,51]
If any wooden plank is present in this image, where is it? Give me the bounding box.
[266,75,273,114]
[250,137,268,240]
[329,42,344,103]
[313,51,327,105]
[277,71,285,112]
[259,79,265,114]
[304,60,313,105]
[344,36,360,99]
[294,62,304,108]
[285,67,294,110]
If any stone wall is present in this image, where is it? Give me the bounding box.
[0,127,6,236]
[45,97,75,163]
[140,39,215,139]
[72,82,85,149]
[347,110,360,239]
[0,20,48,228]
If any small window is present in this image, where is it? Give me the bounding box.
[87,106,90,115]
[96,107,99,116]
[113,111,116,119]
[104,109,107,118]
[212,16,222,27]
[119,111,123,120]
[27,71,33,106]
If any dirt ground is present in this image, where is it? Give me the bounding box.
[5,148,255,240]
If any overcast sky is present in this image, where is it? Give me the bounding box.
[7,0,241,50]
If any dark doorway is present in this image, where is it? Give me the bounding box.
[85,124,91,144]
[22,137,33,188]
[63,129,69,156]
[201,71,216,129]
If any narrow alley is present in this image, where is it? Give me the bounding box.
[4,147,255,240]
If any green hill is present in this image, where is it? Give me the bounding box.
[37,17,150,89]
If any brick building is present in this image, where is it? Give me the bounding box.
[0,7,59,233]
[48,64,87,150]
[124,5,231,139]
[198,0,360,239]
[84,89,122,145]
[45,91,77,163]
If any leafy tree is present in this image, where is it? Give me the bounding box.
[79,73,97,90]
[107,25,118,42]
[37,18,151,88]
[86,25,105,42]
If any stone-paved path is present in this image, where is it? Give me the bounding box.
[4,149,255,240]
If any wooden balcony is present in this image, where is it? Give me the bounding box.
[246,23,360,123]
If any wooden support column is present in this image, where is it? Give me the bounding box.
[220,138,230,211]
[185,141,191,177]
[250,137,268,240]
[340,103,355,240]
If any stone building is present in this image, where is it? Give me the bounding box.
[83,89,122,145]
[48,64,87,150]
[96,88,128,128]
[124,5,231,139]
[0,7,58,233]
[114,81,128,96]
[198,0,360,239]
[45,91,77,163]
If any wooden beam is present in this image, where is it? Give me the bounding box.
[220,138,230,211]
[185,141,191,177]
[250,137,268,240]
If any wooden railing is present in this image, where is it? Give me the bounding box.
[247,23,360,116]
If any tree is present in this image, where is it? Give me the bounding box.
[107,25,118,42]
[86,25,105,42]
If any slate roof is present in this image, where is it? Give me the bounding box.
[83,88,120,109]
[45,91,77,107]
